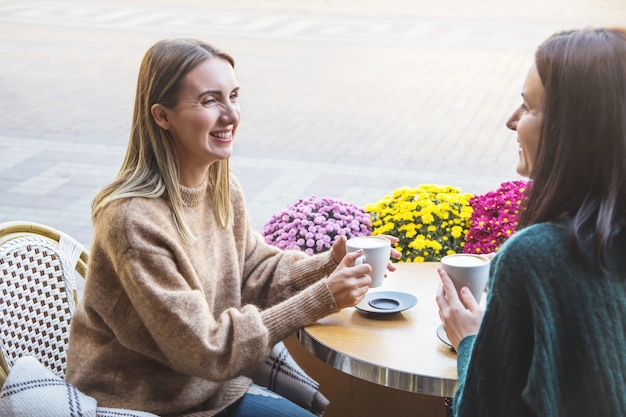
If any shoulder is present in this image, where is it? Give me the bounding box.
[506,221,566,245]
[94,196,179,253]
[97,196,171,228]
[497,221,568,262]
[488,222,569,296]
[228,172,249,213]
[229,172,245,200]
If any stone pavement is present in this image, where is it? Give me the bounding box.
[1,0,625,248]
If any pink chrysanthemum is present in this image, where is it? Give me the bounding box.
[463,180,530,255]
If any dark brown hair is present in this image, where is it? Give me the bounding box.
[518,27,626,268]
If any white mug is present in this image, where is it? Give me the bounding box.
[346,236,391,288]
[440,254,490,303]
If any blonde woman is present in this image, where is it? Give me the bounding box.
[66,39,398,417]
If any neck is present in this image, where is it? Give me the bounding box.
[180,175,208,208]
[180,167,210,188]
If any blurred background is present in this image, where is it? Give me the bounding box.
[1,0,625,246]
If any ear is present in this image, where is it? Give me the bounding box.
[151,103,171,130]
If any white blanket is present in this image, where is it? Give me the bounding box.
[0,356,157,417]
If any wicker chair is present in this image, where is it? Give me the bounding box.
[0,221,161,416]
[0,220,323,416]
[0,220,88,385]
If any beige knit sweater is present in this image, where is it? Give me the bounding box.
[65,175,339,416]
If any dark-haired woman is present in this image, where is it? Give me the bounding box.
[436,27,626,416]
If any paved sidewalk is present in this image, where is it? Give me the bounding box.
[1,0,625,247]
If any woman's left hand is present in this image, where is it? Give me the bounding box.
[331,235,402,273]
[435,266,485,351]
[331,236,348,264]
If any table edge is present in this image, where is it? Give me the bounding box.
[297,327,458,398]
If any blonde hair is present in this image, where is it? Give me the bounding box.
[92,39,235,241]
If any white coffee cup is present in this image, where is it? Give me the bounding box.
[440,254,490,303]
[346,236,391,288]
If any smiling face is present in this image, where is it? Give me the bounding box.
[506,63,545,178]
[152,57,240,186]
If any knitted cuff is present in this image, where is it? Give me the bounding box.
[261,279,338,346]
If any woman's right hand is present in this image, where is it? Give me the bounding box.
[326,250,372,309]
[435,266,484,351]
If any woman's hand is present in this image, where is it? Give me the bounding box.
[331,236,348,265]
[435,266,484,351]
[326,250,372,309]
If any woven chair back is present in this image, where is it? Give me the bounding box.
[0,223,87,383]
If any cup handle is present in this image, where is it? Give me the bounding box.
[354,255,366,266]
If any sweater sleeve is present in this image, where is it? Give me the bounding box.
[233,202,341,345]
[230,177,339,308]
[455,334,476,383]
[240,231,338,308]
[450,234,537,417]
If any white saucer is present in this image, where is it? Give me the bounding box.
[436,324,455,352]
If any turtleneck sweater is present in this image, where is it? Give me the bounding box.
[66,175,339,416]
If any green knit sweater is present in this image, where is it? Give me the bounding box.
[453,220,626,416]
[66,175,339,416]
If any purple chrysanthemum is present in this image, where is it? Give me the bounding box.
[262,195,372,255]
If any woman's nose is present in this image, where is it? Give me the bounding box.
[221,102,240,124]
[506,108,520,131]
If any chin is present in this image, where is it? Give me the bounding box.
[213,147,234,161]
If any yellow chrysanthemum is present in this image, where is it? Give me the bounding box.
[365,184,473,262]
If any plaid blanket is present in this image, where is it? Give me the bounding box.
[0,356,157,417]
[246,341,329,416]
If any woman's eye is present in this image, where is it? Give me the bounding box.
[230,91,239,101]
[521,104,529,113]
[201,97,217,106]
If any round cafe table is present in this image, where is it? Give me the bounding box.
[297,262,458,399]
